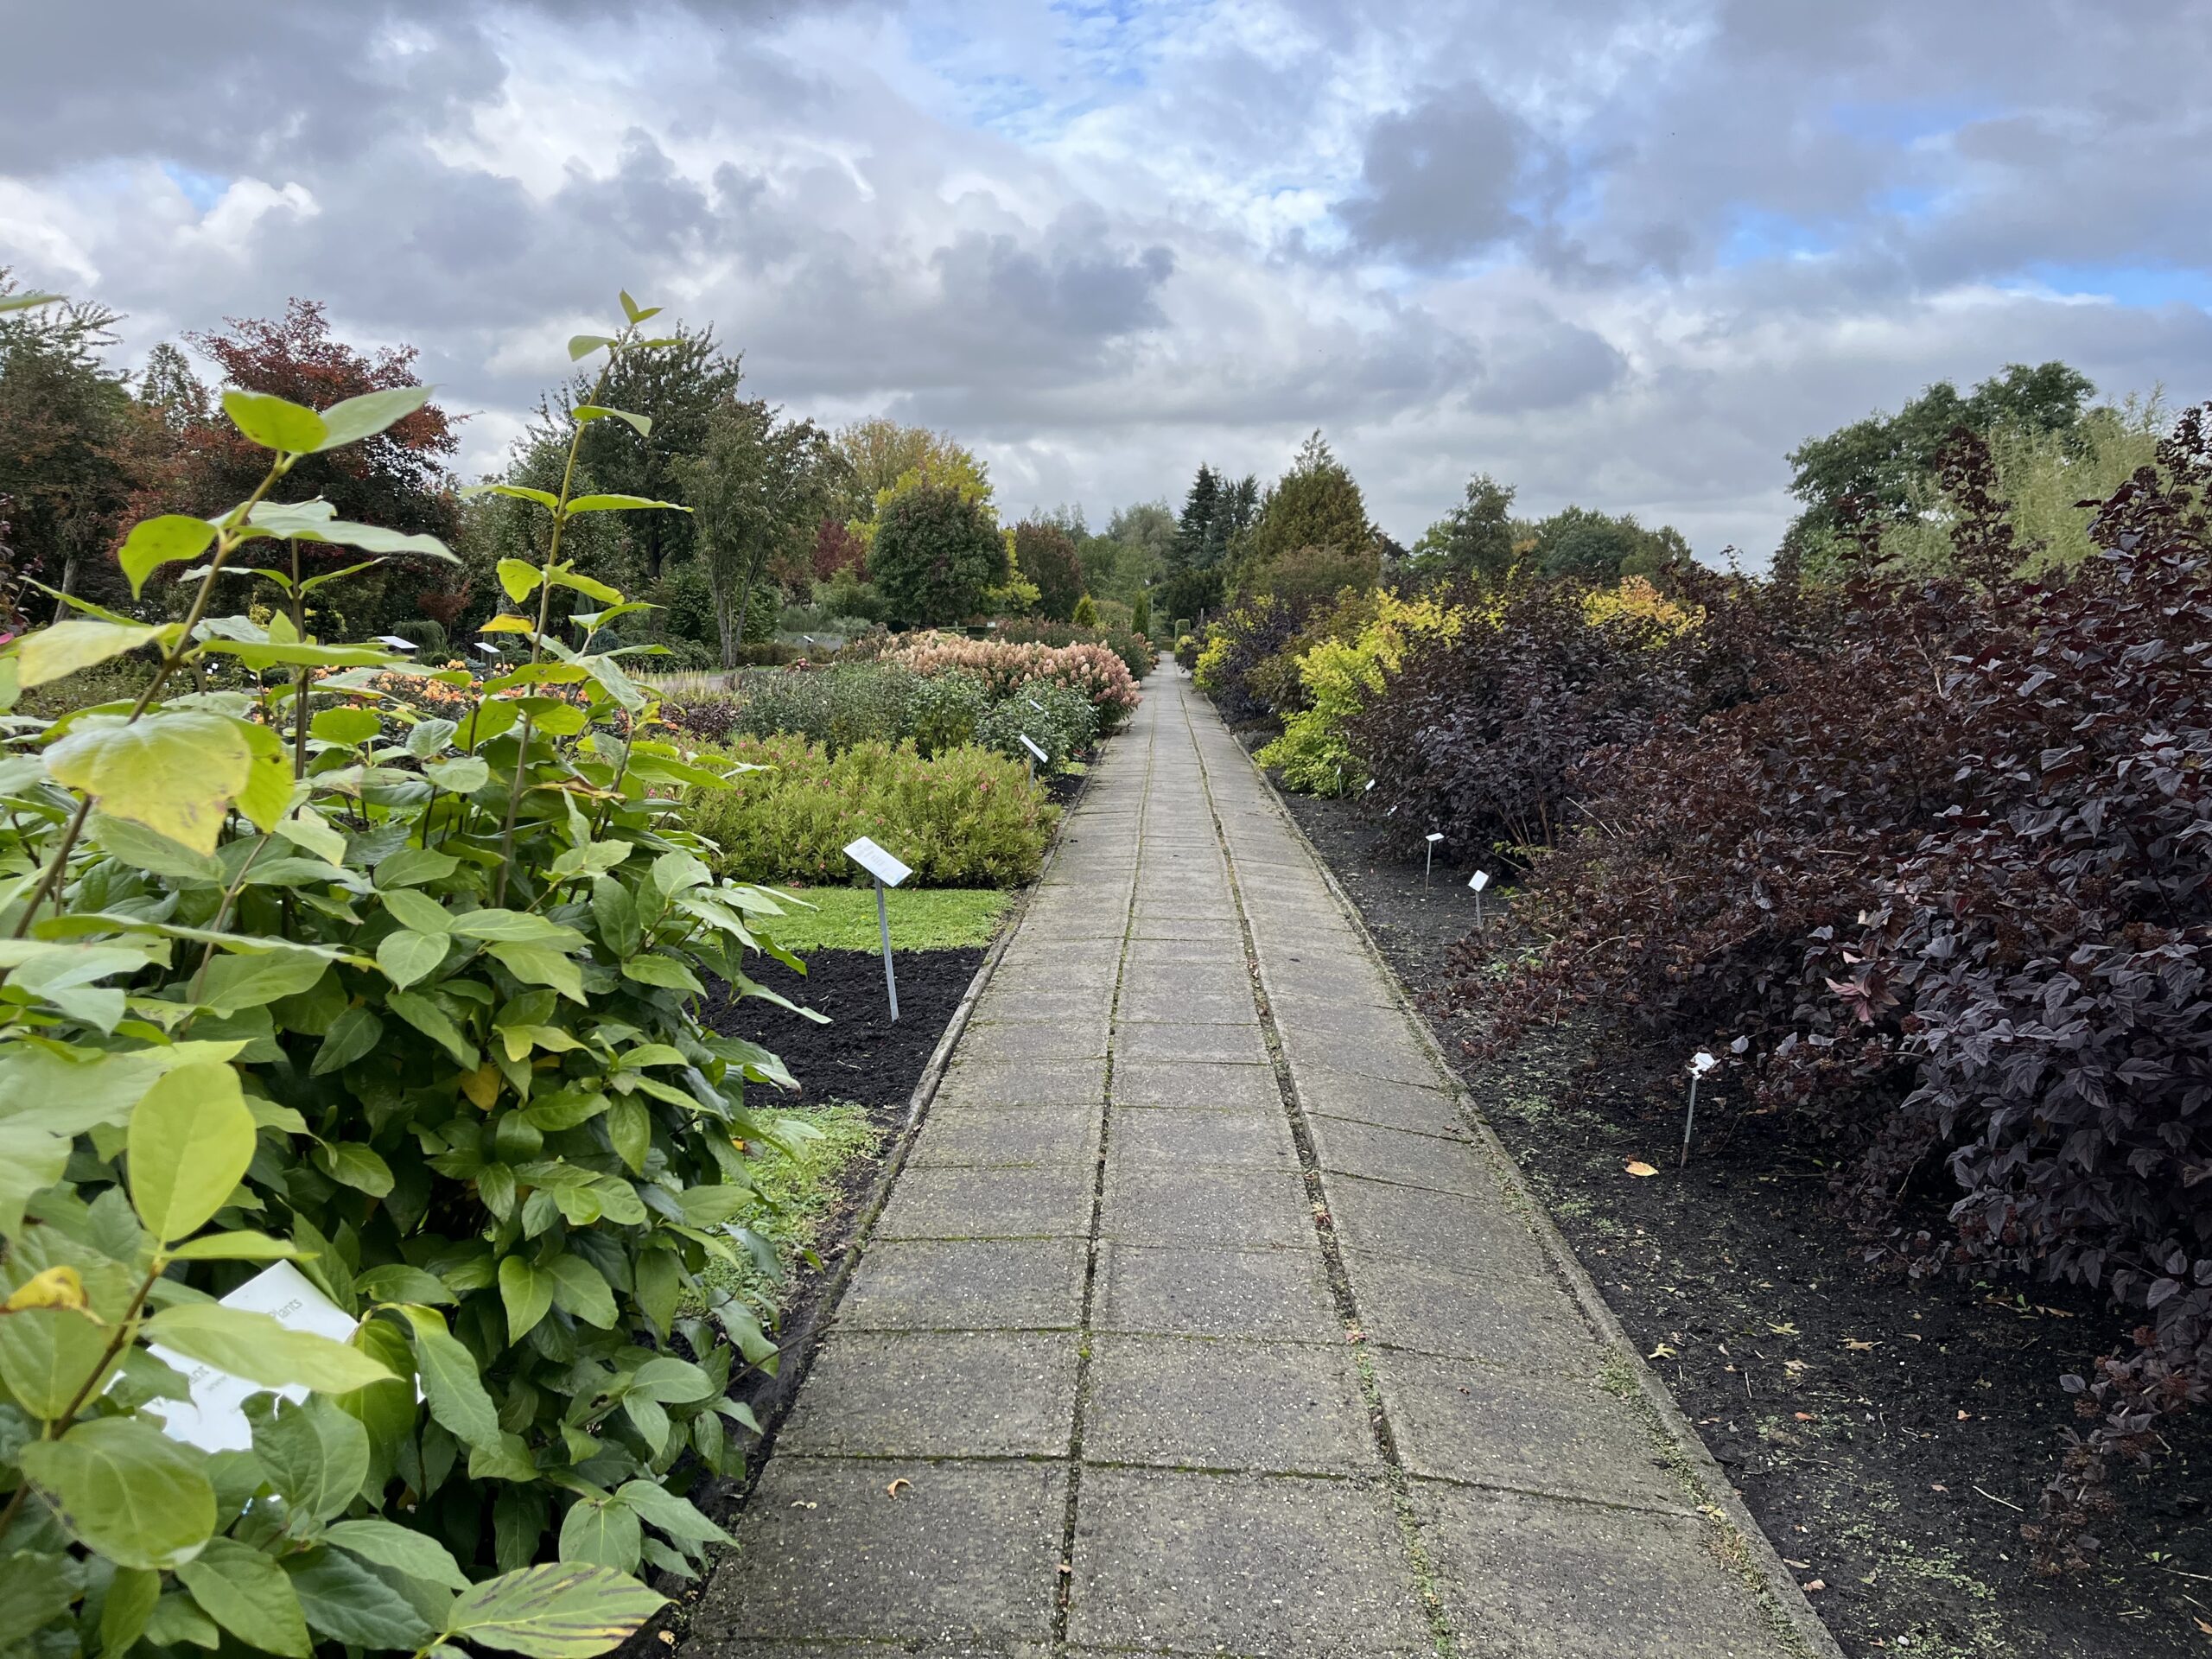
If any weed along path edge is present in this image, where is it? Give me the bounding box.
[681,664,1837,1659]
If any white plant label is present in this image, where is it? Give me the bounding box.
[1025,697,1045,711]
[1426,831,1444,844]
[1017,734,1050,764]
[144,1262,359,1452]
[843,836,912,888]
[1469,869,1491,891]
[1690,1050,1718,1075]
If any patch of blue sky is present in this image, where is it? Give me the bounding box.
[1871,184,1942,219]
[160,162,228,213]
[902,0,1195,143]
[2023,263,2212,310]
[1716,207,1835,268]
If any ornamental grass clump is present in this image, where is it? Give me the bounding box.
[0,290,816,1657]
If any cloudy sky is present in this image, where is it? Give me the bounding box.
[5,0,2208,561]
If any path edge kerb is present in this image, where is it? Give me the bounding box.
[1226,728,1846,1659]
[715,720,1110,1484]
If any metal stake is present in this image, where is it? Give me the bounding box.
[875,875,899,1022]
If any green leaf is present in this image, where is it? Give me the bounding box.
[223,389,328,453]
[245,501,457,562]
[143,1305,396,1393]
[376,847,461,889]
[18,1417,217,1572]
[313,1002,386,1072]
[461,483,560,510]
[556,1497,641,1573]
[99,1563,161,1656]
[498,1255,555,1344]
[442,1563,665,1659]
[283,1543,436,1649]
[314,1141,396,1198]
[353,1263,454,1306]
[200,947,330,1015]
[201,638,410,670]
[620,955,703,995]
[310,706,382,746]
[324,1518,471,1592]
[572,404,652,438]
[273,807,347,867]
[397,1306,500,1450]
[547,566,620,604]
[48,710,255,855]
[0,289,64,313]
[89,812,227,883]
[376,929,448,991]
[164,1230,304,1262]
[615,1481,731,1548]
[118,515,218,599]
[176,1537,312,1658]
[450,910,586,947]
[0,1549,86,1639]
[424,754,491,793]
[129,1061,255,1243]
[567,334,617,361]
[605,1096,649,1173]
[564,494,688,515]
[380,887,453,932]
[144,1592,221,1649]
[16,619,168,687]
[490,940,585,1004]
[247,1394,372,1523]
[385,988,479,1066]
[589,878,640,959]
[544,1255,616,1329]
[314,385,434,451]
[406,717,459,759]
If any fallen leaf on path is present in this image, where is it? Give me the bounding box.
[1804,1579,1827,1593]
[1625,1160,1659,1177]
[1649,1342,1679,1360]
[885,1478,911,1497]
[1842,1337,1877,1351]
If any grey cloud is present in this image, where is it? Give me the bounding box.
[1336,83,1530,262]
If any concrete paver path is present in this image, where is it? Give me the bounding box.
[684,668,1826,1659]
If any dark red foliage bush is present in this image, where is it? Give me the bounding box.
[1198,593,1308,726]
[1447,417,2212,1566]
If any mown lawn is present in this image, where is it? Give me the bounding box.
[756,886,1013,952]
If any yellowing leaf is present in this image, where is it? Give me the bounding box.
[460,1064,503,1110]
[16,620,169,688]
[48,711,255,854]
[1624,1160,1659,1178]
[2,1265,95,1317]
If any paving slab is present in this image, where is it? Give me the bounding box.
[1099,1162,1315,1249]
[1091,1243,1339,1342]
[933,1059,1104,1109]
[1110,1019,1268,1065]
[692,1459,1066,1649]
[1066,1468,1432,1656]
[1324,1170,1548,1268]
[779,1332,1077,1459]
[907,1103,1101,1168]
[1106,1105,1295,1168]
[1109,1058,1281,1111]
[1413,1481,1795,1658]
[1306,1111,1493,1196]
[1369,1350,1691,1513]
[1289,1064,1471,1139]
[954,1020,1111,1065]
[838,1238,1086,1331]
[1083,1335,1375,1474]
[1341,1249,1606,1372]
[874,1165,1094,1241]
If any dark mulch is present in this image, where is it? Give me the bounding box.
[704,944,988,1115]
[1283,786,2212,1659]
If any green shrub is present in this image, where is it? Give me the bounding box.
[976,678,1096,770]
[0,298,806,1656]
[904,669,992,756]
[715,664,918,753]
[389,618,450,658]
[686,734,1054,887]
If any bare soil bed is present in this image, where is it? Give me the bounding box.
[1281,785,2212,1659]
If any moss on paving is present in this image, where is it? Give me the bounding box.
[689,1101,883,1320]
[756,886,1013,953]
